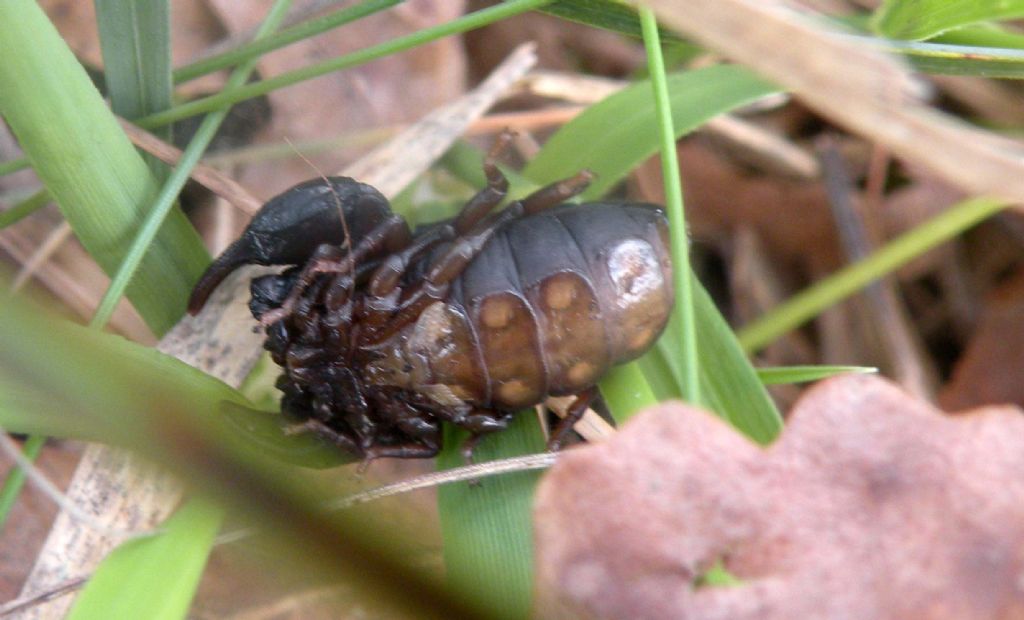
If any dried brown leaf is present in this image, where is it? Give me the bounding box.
[535,375,1024,620]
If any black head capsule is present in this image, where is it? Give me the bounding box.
[188,177,394,314]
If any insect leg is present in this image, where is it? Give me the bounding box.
[287,418,364,462]
[546,386,598,452]
[366,133,511,298]
[363,201,534,343]
[362,441,441,464]
[519,169,594,215]
[456,409,515,463]
[258,215,411,325]
[415,167,595,291]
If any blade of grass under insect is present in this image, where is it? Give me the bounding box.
[430,139,548,614]
[90,0,292,328]
[173,0,401,83]
[437,416,546,620]
[640,7,699,405]
[0,434,45,533]
[872,0,1024,40]
[522,65,779,199]
[0,189,48,229]
[96,0,173,156]
[738,197,1007,354]
[66,498,222,620]
[136,0,552,129]
[756,365,877,385]
[0,0,208,335]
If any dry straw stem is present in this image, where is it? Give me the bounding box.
[18,44,538,617]
[116,118,263,215]
[634,0,1024,209]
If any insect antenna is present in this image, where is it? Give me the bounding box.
[285,137,358,296]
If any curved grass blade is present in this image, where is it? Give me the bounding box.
[873,0,1024,40]
[0,301,342,468]
[522,65,779,199]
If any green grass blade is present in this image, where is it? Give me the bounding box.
[0,321,242,440]
[873,0,1024,40]
[875,37,1024,78]
[522,65,779,199]
[0,0,208,335]
[0,306,341,467]
[757,365,877,385]
[67,498,222,620]
[95,1,172,129]
[640,7,699,405]
[0,157,31,177]
[541,0,655,39]
[0,189,48,229]
[0,434,45,532]
[437,417,546,620]
[931,21,1024,48]
[95,0,173,181]
[600,363,659,423]
[523,64,783,437]
[173,0,401,83]
[738,197,1007,353]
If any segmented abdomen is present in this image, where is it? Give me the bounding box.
[384,202,673,411]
